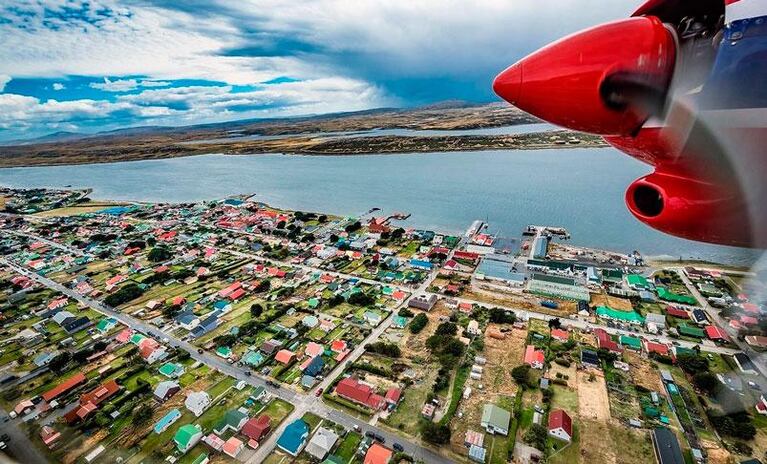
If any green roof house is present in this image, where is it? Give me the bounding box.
[656,287,697,305]
[216,346,232,359]
[174,424,202,453]
[678,323,705,338]
[481,404,511,435]
[596,306,645,325]
[159,362,185,379]
[626,274,650,290]
[214,409,248,434]
[619,335,642,350]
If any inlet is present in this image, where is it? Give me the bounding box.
[632,184,664,217]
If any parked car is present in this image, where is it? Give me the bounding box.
[374,434,385,443]
[315,388,323,397]
[393,443,404,452]
[365,431,375,439]
[353,424,361,432]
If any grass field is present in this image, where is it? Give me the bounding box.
[335,431,362,461]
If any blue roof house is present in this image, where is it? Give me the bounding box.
[303,356,325,377]
[409,259,433,271]
[277,420,309,456]
[154,409,182,434]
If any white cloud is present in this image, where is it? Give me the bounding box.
[0,75,10,92]
[90,78,140,92]
[52,83,65,91]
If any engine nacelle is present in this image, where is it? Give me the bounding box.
[626,171,754,247]
[493,16,676,135]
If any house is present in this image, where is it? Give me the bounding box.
[524,345,545,369]
[665,306,689,319]
[705,325,728,342]
[581,349,600,368]
[651,427,684,464]
[594,328,623,354]
[330,340,348,353]
[364,443,393,464]
[95,318,117,334]
[304,342,324,358]
[40,425,61,448]
[42,372,86,403]
[185,391,211,417]
[385,388,402,406]
[222,437,244,458]
[755,395,767,415]
[422,403,436,419]
[467,320,480,336]
[408,294,437,311]
[275,349,295,365]
[734,352,758,375]
[302,355,325,377]
[645,313,667,330]
[176,312,200,331]
[174,424,203,453]
[302,315,319,328]
[363,311,382,326]
[154,381,181,402]
[203,433,225,451]
[481,404,511,435]
[276,419,310,456]
[159,362,185,379]
[140,341,168,364]
[214,409,248,434]
[548,409,573,442]
[261,339,282,355]
[745,335,767,349]
[305,426,339,460]
[643,340,670,357]
[550,328,569,342]
[690,309,708,325]
[335,377,387,410]
[241,415,271,442]
[67,379,121,423]
[154,409,182,434]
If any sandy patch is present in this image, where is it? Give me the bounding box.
[590,293,634,312]
[576,370,610,421]
[625,351,664,393]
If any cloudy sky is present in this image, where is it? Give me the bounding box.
[0,0,637,141]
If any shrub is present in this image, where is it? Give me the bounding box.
[409,313,428,333]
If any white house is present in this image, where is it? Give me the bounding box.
[185,391,212,417]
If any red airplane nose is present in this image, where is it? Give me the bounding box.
[492,63,522,106]
[493,16,676,136]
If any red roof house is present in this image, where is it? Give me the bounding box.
[335,377,386,410]
[275,350,295,365]
[705,325,728,341]
[550,328,569,342]
[524,345,545,369]
[666,306,689,319]
[548,409,573,442]
[643,340,670,357]
[241,415,271,442]
[364,443,393,464]
[42,372,86,403]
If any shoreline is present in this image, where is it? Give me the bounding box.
[0,131,608,169]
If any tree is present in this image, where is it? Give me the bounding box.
[489,307,516,324]
[692,372,720,395]
[48,351,72,373]
[421,422,451,444]
[548,318,562,331]
[348,292,374,307]
[409,313,429,333]
[435,322,457,336]
[511,365,532,388]
[676,353,709,375]
[147,246,172,262]
[132,404,154,426]
[524,424,548,450]
[398,308,414,318]
[255,280,271,293]
[250,303,264,318]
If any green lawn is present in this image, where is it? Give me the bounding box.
[302,412,323,431]
[262,398,295,425]
[335,431,362,461]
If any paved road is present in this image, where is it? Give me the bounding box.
[0,407,50,464]
[2,230,87,257]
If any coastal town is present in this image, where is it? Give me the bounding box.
[1,186,766,464]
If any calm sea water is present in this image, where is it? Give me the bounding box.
[0,148,758,266]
